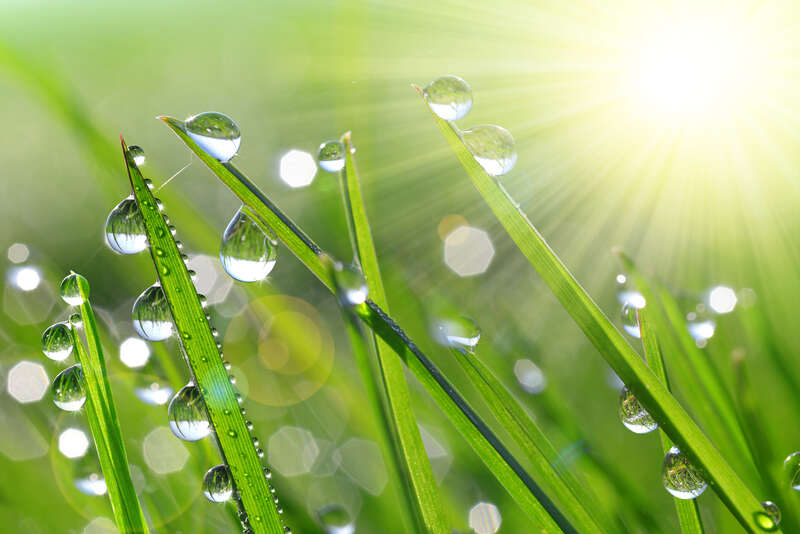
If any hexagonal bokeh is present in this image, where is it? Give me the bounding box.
[443,225,495,277]
[279,149,317,188]
[469,502,502,534]
[58,428,90,459]
[268,426,319,476]
[336,438,387,496]
[7,360,49,403]
[119,337,150,368]
[142,426,189,474]
[187,254,234,306]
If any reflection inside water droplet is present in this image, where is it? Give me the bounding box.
[185,112,241,162]
[220,207,277,283]
[105,197,148,255]
[618,386,658,434]
[60,273,89,306]
[434,315,481,352]
[168,384,211,441]
[52,364,86,412]
[316,504,355,534]
[662,446,707,499]
[203,464,233,502]
[42,322,74,361]
[132,284,173,341]
[423,75,473,120]
[461,125,517,176]
[317,141,345,173]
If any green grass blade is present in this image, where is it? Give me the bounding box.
[159,115,572,533]
[68,276,150,533]
[338,132,449,534]
[414,85,777,533]
[639,307,705,534]
[121,140,284,534]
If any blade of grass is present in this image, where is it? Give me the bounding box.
[338,132,449,534]
[639,307,705,534]
[159,115,572,533]
[68,274,150,533]
[122,140,284,534]
[414,85,776,533]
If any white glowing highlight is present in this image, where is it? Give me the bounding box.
[279,149,317,188]
[119,337,151,368]
[708,286,737,314]
[59,428,90,459]
[12,266,41,291]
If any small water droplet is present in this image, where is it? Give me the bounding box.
[621,302,641,338]
[246,421,254,430]
[263,467,272,479]
[783,452,800,490]
[129,145,146,166]
[220,208,278,282]
[228,429,237,438]
[332,263,368,306]
[60,273,90,306]
[105,197,147,255]
[52,364,86,412]
[69,313,83,328]
[154,248,165,257]
[203,464,233,503]
[132,284,173,341]
[317,140,345,173]
[619,386,657,434]
[256,448,264,458]
[316,504,355,534]
[662,446,707,499]
[435,315,481,352]
[461,125,517,176]
[168,384,210,441]
[42,322,74,361]
[423,75,473,120]
[185,112,241,162]
[756,501,781,530]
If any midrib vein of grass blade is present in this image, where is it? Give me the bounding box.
[414,85,776,533]
[122,140,283,534]
[339,132,449,534]
[70,286,149,533]
[640,308,705,534]
[159,116,571,533]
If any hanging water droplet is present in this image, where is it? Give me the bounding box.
[316,504,355,534]
[332,263,368,306]
[783,452,800,490]
[42,322,74,361]
[52,364,86,412]
[317,141,345,173]
[220,208,277,283]
[621,302,641,338]
[661,446,707,499]
[618,386,657,434]
[129,145,146,167]
[423,75,473,121]
[434,315,481,352]
[132,284,173,341]
[185,112,241,162]
[60,273,90,306]
[461,125,517,176]
[105,197,147,255]
[202,464,233,503]
[756,501,781,530]
[69,313,83,328]
[168,384,211,441]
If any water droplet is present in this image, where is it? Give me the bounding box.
[423,75,472,120]
[220,208,277,283]
[256,448,264,458]
[316,504,355,534]
[662,446,707,499]
[618,386,657,434]
[168,384,210,441]
[263,467,272,479]
[74,471,107,497]
[69,313,83,328]
[132,284,173,341]
[129,145,146,166]
[621,302,641,338]
[202,464,233,503]
[317,141,345,173]
[332,263,368,306]
[461,125,517,176]
[435,315,481,352]
[783,452,800,490]
[42,322,74,361]
[60,273,90,306]
[134,382,173,405]
[52,364,86,411]
[245,421,254,430]
[185,112,241,162]
[228,429,237,438]
[105,197,147,255]
[756,501,781,530]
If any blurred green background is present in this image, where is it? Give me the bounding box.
[2,1,800,532]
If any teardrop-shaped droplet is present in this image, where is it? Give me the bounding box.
[168,384,210,441]
[52,364,86,412]
[618,386,657,434]
[783,452,800,490]
[129,145,146,167]
[105,197,147,255]
[756,501,781,530]
[132,284,173,341]
[661,446,707,499]
[621,302,641,338]
[316,504,355,534]
[317,141,345,173]
[42,322,74,361]
[434,315,481,352]
[60,273,90,306]
[185,112,241,162]
[423,75,473,121]
[220,208,277,283]
[461,125,517,176]
[332,264,368,306]
[202,464,233,503]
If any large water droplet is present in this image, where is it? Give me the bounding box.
[202,464,233,503]
[423,75,473,120]
[317,141,345,173]
[105,197,147,255]
[332,263,368,306]
[783,452,800,490]
[618,386,657,434]
[52,364,86,412]
[42,322,74,361]
[435,315,481,352]
[461,125,517,176]
[60,273,89,306]
[185,112,241,162]
[168,384,210,441]
[662,446,707,499]
[316,504,355,534]
[621,302,641,338]
[132,284,173,341]
[129,145,146,167]
[757,501,781,530]
[220,208,277,283]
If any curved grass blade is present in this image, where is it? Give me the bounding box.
[414,85,777,533]
[121,140,284,534]
[68,274,150,533]
[159,115,571,533]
